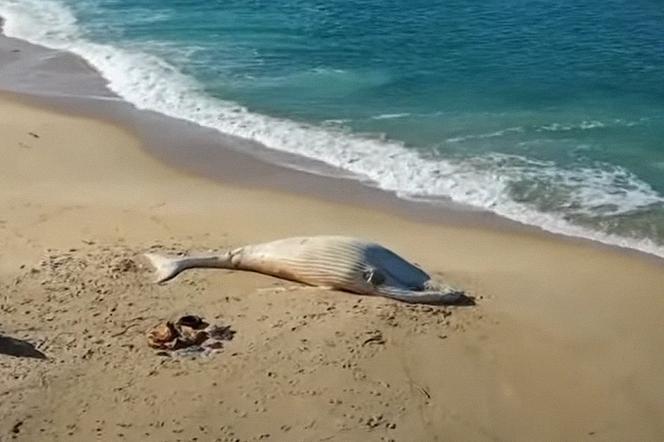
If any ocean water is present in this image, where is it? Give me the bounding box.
[1,0,664,257]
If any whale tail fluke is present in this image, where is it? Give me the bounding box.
[144,250,238,283]
[144,253,187,283]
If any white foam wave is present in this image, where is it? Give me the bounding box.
[447,118,645,144]
[321,118,352,126]
[1,0,663,258]
[370,113,412,120]
[446,127,525,143]
[537,118,643,132]
[539,120,606,132]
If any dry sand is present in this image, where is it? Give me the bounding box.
[1,93,664,441]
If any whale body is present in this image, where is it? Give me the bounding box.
[145,236,463,304]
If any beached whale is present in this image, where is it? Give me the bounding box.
[145,236,463,304]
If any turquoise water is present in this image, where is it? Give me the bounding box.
[1,0,664,256]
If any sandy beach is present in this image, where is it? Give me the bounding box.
[2,89,664,442]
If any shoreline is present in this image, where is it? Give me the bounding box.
[0,22,662,263]
[39,92,664,265]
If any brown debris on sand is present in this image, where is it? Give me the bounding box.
[147,314,235,353]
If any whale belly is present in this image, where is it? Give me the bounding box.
[237,236,430,294]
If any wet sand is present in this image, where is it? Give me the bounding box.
[2,90,664,441]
